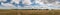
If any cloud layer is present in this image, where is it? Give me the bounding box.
[0,0,60,9]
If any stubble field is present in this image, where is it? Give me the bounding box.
[0,9,60,15]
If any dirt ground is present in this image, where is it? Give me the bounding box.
[0,9,60,15]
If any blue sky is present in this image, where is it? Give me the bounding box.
[0,0,60,9]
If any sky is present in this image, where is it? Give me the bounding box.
[0,0,60,9]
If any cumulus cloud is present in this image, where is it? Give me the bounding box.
[10,0,20,4]
[0,0,60,9]
[22,0,32,5]
[1,3,14,7]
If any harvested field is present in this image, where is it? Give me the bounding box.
[0,9,60,15]
[0,9,17,15]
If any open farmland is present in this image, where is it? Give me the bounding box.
[0,9,60,15]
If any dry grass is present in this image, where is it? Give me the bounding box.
[18,10,60,15]
[18,10,49,15]
[0,9,60,15]
[0,9,17,15]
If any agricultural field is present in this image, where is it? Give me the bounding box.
[0,9,60,15]
[0,9,17,15]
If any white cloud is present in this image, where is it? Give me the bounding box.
[0,0,7,2]
[10,0,20,4]
[22,0,32,5]
[1,3,14,7]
